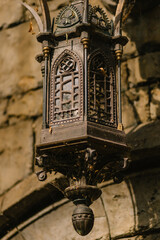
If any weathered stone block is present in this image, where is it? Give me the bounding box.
[8,116,25,126]
[48,0,69,12]
[151,87,160,103]
[150,87,160,120]
[142,233,160,240]
[116,236,141,240]
[0,99,8,127]
[24,0,68,18]
[116,234,160,240]
[101,181,135,238]
[133,87,149,123]
[129,171,160,232]
[127,57,145,85]
[17,76,42,93]
[90,0,108,8]
[139,52,160,80]
[0,0,23,28]
[123,33,138,58]
[101,0,116,13]
[32,116,43,145]
[121,62,129,91]
[92,198,106,218]
[25,0,39,5]
[127,120,160,152]
[126,52,160,86]
[0,22,41,98]
[7,89,42,117]
[0,121,33,194]
[122,94,137,129]
[125,89,139,102]
[123,6,160,53]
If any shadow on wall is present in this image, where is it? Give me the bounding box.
[126,170,160,237]
[121,0,160,127]
[123,5,160,234]
[124,0,160,55]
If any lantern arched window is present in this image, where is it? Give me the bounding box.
[50,50,83,125]
[88,50,117,127]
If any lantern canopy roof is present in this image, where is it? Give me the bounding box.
[55,0,112,37]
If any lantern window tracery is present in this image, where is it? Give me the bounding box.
[88,51,116,126]
[50,50,83,125]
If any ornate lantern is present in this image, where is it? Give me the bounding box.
[22,0,130,236]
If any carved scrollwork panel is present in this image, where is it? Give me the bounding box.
[55,5,82,28]
[89,6,111,31]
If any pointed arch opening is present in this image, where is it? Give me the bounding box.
[50,50,83,125]
[88,50,117,127]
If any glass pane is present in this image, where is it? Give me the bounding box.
[63,75,71,82]
[62,102,71,110]
[62,92,71,101]
[62,80,72,91]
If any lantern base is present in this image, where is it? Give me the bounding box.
[65,184,101,236]
[65,185,102,205]
[72,203,94,236]
[37,121,129,157]
[35,122,130,185]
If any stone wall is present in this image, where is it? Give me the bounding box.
[0,0,160,239]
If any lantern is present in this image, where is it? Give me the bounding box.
[22,0,130,236]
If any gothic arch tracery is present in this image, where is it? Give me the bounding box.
[50,50,83,125]
[88,49,117,126]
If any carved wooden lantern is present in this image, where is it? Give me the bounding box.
[23,0,130,236]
